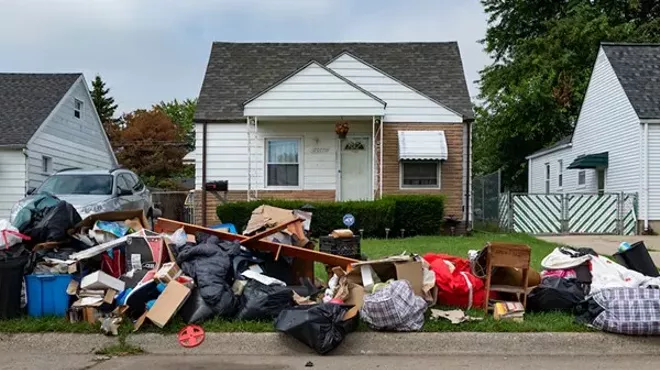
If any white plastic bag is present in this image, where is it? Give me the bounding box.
[0,219,29,249]
[170,227,188,247]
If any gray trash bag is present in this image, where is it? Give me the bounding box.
[360,280,426,332]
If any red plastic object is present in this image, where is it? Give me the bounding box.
[178,325,205,348]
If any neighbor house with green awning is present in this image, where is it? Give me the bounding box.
[525,43,660,232]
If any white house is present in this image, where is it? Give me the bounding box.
[526,43,660,231]
[0,73,117,219]
[193,42,475,228]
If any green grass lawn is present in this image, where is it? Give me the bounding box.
[0,232,589,333]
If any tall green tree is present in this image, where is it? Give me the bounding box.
[90,75,118,124]
[475,0,660,191]
[156,98,197,151]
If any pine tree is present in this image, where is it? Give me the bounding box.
[90,75,118,124]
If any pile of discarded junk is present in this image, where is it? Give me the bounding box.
[1,195,659,354]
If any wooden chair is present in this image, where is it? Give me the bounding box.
[482,242,532,313]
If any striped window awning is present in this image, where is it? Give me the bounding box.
[568,152,608,169]
[397,131,448,161]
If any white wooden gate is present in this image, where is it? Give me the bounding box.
[499,192,638,235]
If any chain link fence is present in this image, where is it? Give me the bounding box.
[473,169,502,231]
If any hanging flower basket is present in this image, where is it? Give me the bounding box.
[335,121,349,139]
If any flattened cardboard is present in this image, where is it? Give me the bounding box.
[104,289,118,304]
[145,280,191,328]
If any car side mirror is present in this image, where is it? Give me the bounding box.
[27,187,36,195]
[118,187,133,196]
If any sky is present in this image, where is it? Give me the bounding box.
[0,0,492,115]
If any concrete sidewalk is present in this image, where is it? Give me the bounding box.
[2,332,659,356]
[538,235,660,265]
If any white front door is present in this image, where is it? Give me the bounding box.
[340,136,371,201]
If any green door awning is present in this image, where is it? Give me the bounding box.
[567,152,608,169]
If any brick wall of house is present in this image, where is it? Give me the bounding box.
[382,123,465,221]
[193,190,335,225]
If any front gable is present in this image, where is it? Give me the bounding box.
[243,61,386,118]
[327,53,463,123]
[26,76,117,187]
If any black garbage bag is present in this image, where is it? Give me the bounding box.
[179,288,216,324]
[236,280,293,321]
[24,201,81,245]
[176,236,241,317]
[526,277,586,313]
[275,303,350,355]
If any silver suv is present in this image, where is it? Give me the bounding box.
[9,168,156,226]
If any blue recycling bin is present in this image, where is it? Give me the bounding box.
[25,274,72,317]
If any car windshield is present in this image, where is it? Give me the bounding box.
[38,175,114,195]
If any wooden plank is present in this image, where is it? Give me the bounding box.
[240,218,301,247]
[156,218,358,268]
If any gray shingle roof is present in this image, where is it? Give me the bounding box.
[602,43,660,120]
[0,73,80,146]
[195,42,474,121]
[527,135,572,158]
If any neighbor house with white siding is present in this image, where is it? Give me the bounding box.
[0,73,117,219]
[526,43,660,232]
[193,42,474,230]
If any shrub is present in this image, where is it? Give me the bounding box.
[216,195,445,238]
[386,194,446,236]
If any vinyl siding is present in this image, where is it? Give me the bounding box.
[327,54,463,123]
[647,125,660,220]
[195,121,372,193]
[529,48,641,200]
[529,147,572,194]
[243,63,385,117]
[26,78,116,189]
[0,149,26,219]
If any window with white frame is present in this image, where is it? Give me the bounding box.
[545,163,550,194]
[401,161,440,188]
[558,159,563,189]
[42,156,53,174]
[74,99,83,119]
[578,170,586,186]
[266,139,300,187]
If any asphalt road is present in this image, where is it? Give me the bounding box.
[2,354,660,370]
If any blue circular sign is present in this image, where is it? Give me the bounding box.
[343,214,355,227]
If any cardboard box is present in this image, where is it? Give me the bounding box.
[145,280,191,328]
[81,271,126,292]
[74,210,150,232]
[332,267,366,321]
[155,262,181,284]
[350,257,424,296]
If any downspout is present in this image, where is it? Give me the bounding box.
[379,116,383,199]
[202,121,208,227]
[372,116,376,200]
[645,121,649,231]
[465,118,472,233]
[22,147,29,195]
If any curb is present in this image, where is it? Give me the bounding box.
[2,332,659,356]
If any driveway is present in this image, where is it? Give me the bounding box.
[538,235,660,266]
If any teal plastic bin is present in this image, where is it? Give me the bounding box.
[25,274,73,317]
